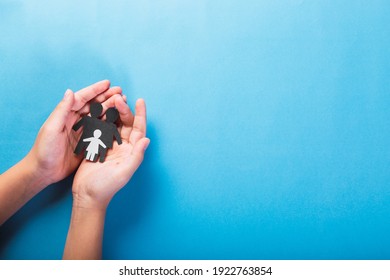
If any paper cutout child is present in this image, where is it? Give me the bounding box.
[73,102,104,155]
[83,129,107,161]
[97,107,122,162]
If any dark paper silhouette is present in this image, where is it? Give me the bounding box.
[97,107,122,162]
[73,102,122,162]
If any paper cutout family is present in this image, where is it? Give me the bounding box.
[73,102,122,162]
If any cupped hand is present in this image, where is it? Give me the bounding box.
[72,97,150,209]
[27,80,124,186]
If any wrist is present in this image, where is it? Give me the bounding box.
[70,201,107,221]
[24,149,58,187]
[20,154,50,193]
[72,188,110,211]
[64,196,107,260]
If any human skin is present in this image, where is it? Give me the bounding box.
[0,80,124,225]
[63,97,149,259]
[0,80,148,259]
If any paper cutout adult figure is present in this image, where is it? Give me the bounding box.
[73,102,104,156]
[97,107,122,162]
[83,129,107,161]
[73,102,122,162]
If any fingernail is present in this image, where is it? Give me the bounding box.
[64,89,72,100]
[144,138,150,151]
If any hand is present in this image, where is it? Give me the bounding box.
[27,80,124,187]
[72,96,150,209]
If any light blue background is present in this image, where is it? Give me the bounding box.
[0,1,389,259]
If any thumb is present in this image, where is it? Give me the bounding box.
[129,137,150,172]
[46,89,75,132]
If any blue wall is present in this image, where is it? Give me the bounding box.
[1,1,390,259]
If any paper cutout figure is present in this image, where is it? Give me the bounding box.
[83,129,107,161]
[72,102,122,162]
[97,107,122,162]
[73,102,104,156]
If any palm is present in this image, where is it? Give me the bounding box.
[74,141,133,203]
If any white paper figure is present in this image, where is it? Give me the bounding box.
[83,129,107,161]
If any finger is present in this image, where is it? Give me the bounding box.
[45,89,75,132]
[129,137,150,171]
[115,95,134,140]
[72,80,110,111]
[77,87,124,115]
[100,94,123,120]
[129,99,147,144]
[93,86,122,103]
